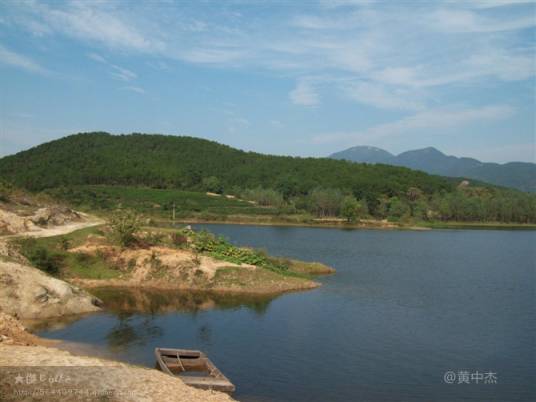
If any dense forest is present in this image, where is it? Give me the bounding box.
[1,132,535,223]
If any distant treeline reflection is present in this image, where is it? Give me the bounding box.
[91,287,275,316]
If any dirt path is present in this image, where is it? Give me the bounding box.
[1,213,104,240]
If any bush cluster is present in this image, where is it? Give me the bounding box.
[18,238,62,275]
[187,229,287,271]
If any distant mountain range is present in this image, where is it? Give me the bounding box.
[329,146,536,192]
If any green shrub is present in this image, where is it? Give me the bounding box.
[75,252,90,264]
[188,230,288,271]
[171,232,188,247]
[202,176,224,194]
[109,209,141,247]
[18,238,62,275]
[59,236,71,250]
[340,195,359,222]
[0,180,11,202]
[145,231,165,246]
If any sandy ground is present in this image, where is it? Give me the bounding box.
[0,344,235,402]
[0,312,52,347]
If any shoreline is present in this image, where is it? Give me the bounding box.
[153,218,536,231]
[70,277,321,295]
[153,218,425,231]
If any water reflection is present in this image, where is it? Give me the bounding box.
[29,287,275,333]
[32,227,534,402]
[25,312,98,332]
[91,287,276,315]
[106,315,163,350]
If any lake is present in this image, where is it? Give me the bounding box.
[36,225,535,402]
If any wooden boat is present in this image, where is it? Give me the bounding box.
[154,348,235,393]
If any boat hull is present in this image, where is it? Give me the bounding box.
[154,348,235,393]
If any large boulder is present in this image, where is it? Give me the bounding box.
[0,209,38,235]
[0,206,83,235]
[30,206,81,226]
[0,260,102,319]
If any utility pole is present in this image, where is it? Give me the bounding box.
[172,202,176,225]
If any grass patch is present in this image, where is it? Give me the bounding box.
[212,266,315,291]
[273,258,335,275]
[63,252,120,279]
[17,238,63,275]
[13,226,120,279]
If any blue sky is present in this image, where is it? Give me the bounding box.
[0,0,534,163]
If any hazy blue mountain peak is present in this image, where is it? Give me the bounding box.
[329,145,536,192]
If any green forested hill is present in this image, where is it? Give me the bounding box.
[0,132,534,223]
[0,132,451,195]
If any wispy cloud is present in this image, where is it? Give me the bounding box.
[147,60,170,71]
[2,0,533,154]
[32,1,165,53]
[121,86,145,94]
[319,0,376,9]
[428,8,536,33]
[270,120,284,129]
[110,65,136,81]
[290,79,320,106]
[313,105,515,144]
[87,52,106,63]
[7,1,534,97]
[87,52,137,81]
[0,44,48,74]
[341,81,424,110]
[472,0,535,8]
[180,47,247,65]
[226,116,250,134]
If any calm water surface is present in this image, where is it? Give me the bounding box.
[37,225,535,402]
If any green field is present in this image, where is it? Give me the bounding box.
[47,185,280,220]
[40,185,536,230]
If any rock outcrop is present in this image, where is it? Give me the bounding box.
[0,206,82,236]
[0,260,102,319]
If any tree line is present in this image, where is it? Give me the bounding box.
[236,185,536,223]
[0,132,534,223]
